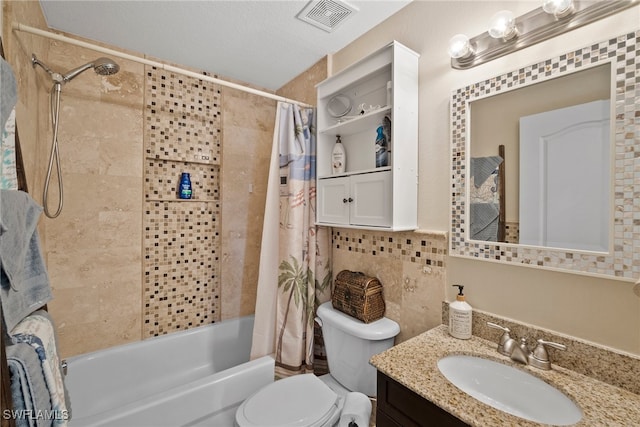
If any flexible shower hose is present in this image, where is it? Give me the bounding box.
[43,82,64,218]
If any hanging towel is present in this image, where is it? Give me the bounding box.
[11,310,71,425]
[2,107,19,190]
[470,202,500,241]
[471,156,503,188]
[7,342,53,427]
[1,56,18,130]
[1,56,19,189]
[0,190,52,332]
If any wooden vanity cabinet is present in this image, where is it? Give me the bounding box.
[376,372,470,427]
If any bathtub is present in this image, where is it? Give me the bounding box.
[64,315,274,426]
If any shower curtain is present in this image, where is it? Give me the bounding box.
[250,102,331,376]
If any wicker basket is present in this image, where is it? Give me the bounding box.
[332,270,385,323]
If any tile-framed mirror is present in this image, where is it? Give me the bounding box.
[449,30,638,281]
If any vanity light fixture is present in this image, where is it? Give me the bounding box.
[449,0,638,69]
[447,34,473,59]
[488,10,518,40]
[542,0,575,18]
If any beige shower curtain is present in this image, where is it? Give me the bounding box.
[250,102,331,376]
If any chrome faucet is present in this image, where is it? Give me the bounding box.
[487,322,566,370]
[529,339,567,370]
[486,322,516,357]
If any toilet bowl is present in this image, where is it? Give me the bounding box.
[235,302,399,427]
[235,373,344,427]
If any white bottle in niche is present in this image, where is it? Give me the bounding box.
[332,135,346,174]
[449,285,472,339]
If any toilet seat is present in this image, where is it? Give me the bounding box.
[235,374,342,427]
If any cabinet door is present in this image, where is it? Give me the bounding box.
[350,171,392,227]
[317,176,350,225]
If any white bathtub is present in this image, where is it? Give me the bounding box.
[65,316,274,426]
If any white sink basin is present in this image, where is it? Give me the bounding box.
[437,355,582,425]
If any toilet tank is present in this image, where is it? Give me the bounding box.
[316,301,399,397]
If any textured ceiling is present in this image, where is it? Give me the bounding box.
[39,0,412,91]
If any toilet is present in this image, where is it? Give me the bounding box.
[235,301,400,427]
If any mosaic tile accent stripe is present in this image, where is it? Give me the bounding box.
[504,222,519,244]
[143,201,221,336]
[450,31,639,280]
[332,228,448,268]
[145,67,221,164]
[143,65,222,337]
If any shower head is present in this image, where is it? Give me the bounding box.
[31,54,120,84]
[93,57,120,76]
[62,57,120,82]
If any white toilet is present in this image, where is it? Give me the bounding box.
[235,301,400,427]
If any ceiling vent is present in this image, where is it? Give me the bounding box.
[297,0,358,33]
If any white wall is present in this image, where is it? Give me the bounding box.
[331,1,640,354]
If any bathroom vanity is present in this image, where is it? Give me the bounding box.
[371,324,640,426]
[376,371,468,426]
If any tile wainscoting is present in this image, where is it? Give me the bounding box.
[331,228,448,343]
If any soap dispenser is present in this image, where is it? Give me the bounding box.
[449,285,472,339]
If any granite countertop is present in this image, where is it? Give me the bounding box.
[370,325,640,426]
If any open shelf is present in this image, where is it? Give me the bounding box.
[318,166,391,180]
[320,106,391,137]
[315,41,419,231]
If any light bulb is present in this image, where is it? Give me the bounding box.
[488,10,517,40]
[542,0,574,18]
[448,34,473,59]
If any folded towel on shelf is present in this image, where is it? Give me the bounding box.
[470,202,500,241]
[11,310,71,426]
[7,342,53,427]
[471,156,503,188]
[0,190,52,332]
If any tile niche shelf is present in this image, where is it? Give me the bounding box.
[145,158,220,203]
[316,41,419,231]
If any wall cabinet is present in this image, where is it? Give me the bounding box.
[316,41,419,231]
[317,170,392,227]
[377,372,469,427]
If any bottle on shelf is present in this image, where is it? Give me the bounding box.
[178,172,192,199]
[332,135,346,174]
[375,122,389,168]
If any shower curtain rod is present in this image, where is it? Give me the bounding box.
[12,22,314,108]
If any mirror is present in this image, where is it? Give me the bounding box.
[327,93,352,118]
[450,30,638,281]
[469,63,611,251]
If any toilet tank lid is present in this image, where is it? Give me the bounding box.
[317,302,400,340]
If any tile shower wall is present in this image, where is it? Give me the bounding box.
[5,1,145,358]
[332,228,448,343]
[143,66,222,337]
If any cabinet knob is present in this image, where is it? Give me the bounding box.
[343,197,354,203]
[348,197,354,203]
[343,198,348,203]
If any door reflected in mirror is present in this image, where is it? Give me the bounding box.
[469,63,612,252]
